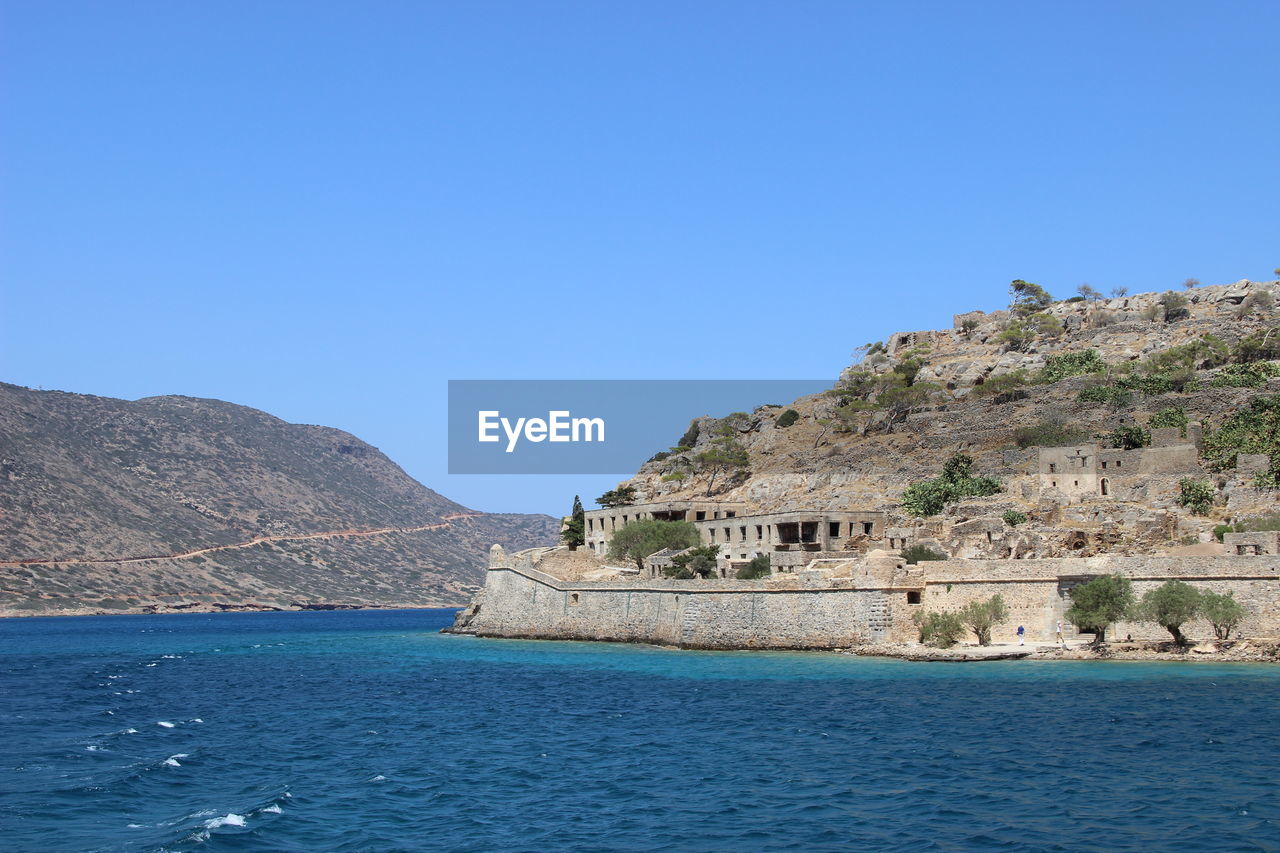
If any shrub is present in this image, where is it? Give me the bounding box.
[1200,591,1247,640]
[1142,335,1228,373]
[775,409,800,428]
[971,369,1031,402]
[1149,407,1188,434]
[647,450,672,463]
[1039,349,1107,383]
[1138,580,1202,644]
[1065,574,1135,643]
[1212,362,1278,388]
[901,454,1002,517]
[902,544,947,564]
[1002,510,1028,526]
[1213,523,1244,542]
[959,594,1009,646]
[913,610,966,648]
[1078,385,1132,407]
[1159,291,1190,322]
[1104,425,1149,450]
[1202,396,1280,472]
[1177,479,1215,515]
[666,544,721,579]
[736,555,771,580]
[1232,327,1280,363]
[660,472,687,482]
[1014,419,1092,448]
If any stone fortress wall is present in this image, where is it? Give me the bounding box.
[450,544,1280,649]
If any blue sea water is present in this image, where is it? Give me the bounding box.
[1,610,1278,852]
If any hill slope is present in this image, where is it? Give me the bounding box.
[614,278,1280,558]
[0,383,558,615]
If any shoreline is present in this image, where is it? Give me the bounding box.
[844,638,1280,663]
[0,601,469,620]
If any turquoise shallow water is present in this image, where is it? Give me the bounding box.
[1,609,1278,851]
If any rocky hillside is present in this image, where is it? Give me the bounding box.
[613,278,1280,558]
[0,383,558,615]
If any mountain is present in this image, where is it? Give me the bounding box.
[0,383,558,615]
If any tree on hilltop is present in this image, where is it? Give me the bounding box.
[1009,279,1053,315]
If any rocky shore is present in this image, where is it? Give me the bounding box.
[0,600,465,619]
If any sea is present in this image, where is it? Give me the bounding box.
[1,608,1277,852]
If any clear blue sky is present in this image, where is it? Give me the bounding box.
[2,1,1277,515]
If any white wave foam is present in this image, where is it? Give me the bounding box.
[260,804,282,814]
[157,721,175,728]
[205,813,246,829]
[126,823,145,829]
[86,745,102,751]
[191,718,203,723]
[163,758,181,767]
[370,774,387,782]
[124,728,138,734]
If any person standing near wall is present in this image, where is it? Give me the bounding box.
[1017,625,1025,646]
[1055,620,1065,647]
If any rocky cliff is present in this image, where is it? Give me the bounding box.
[611,278,1280,558]
[0,383,558,615]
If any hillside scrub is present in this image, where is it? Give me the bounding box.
[1038,349,1107,383]
[902,544,946,564]
[1014,419,1092,449]
[901,454,1001,517]
[1201,396,1280,482]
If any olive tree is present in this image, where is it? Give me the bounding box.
[1064,574,1134,644]
[1200,591,1247,640]
[607,520,700,572]
[959,594,1009,646]
[1138,580,1202,644]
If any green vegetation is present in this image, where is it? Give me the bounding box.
[664,544,721,579]
[1002,510,1028,526]
[1148,406,1188,434]
[1064,574,1134,644]
[901,544,946,564]
[736,555,771,580]
[561,495,586,549]
[1157,290,1190,322]
[913,610,966,648]
[998,314,1061,350]
[775,408,800,428]
[1039,349,1107,383]
[959,594,1009,646]
[1201,396,1280,481]
[1104,425,1149,450]
[596,485,638,508]
[1231,326,1280,362]
[1013,419,1092,449]
[1200,591,1247,639]
[970,369,1030,402]
[1211,362,1279,388]
[607,520,700,572]
[1177,479,1215,515]
[901,453,1001,517]
[1137,580,1202,644]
